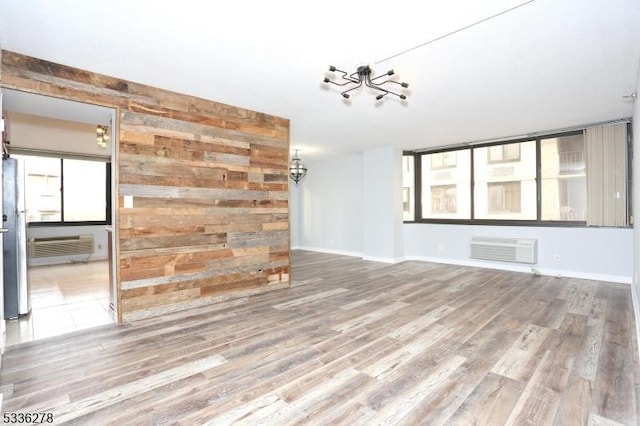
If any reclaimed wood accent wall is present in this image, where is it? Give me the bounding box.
[1,50,291,322]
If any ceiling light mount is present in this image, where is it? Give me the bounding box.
[323,64,409,101]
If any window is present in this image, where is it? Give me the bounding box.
[21,156,62,222]
[404,123,630,226]
[403,187,411,216]
[488,143,520,163]
[541,133,586,221]
[474,141,536,220]
[584,123,628,227]
[63,159,108,222]
[402,155,415,221]
[421,149,471,219]
[15,155,110,225]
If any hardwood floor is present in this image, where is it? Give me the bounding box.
[1,250,638,425]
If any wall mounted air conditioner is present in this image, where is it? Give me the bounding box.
[29,235,94,258]
[470,236,537,264]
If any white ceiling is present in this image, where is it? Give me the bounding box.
[2,89,113,126]
[1,0,639,162]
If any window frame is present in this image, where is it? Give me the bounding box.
[22,156,112,228]
[403,125,632,228]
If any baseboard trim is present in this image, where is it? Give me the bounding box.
[294,246,363,258]
[535,268,631,285]
[294,247,403,264]
[361,255,403,264]
[402,255,631,284]
[292,248,632,284]
[630,281,640,365]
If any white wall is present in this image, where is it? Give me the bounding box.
[405,223,632,283]
[632,63,640,352]
[295,153,364,256]
[27,225,109,266]
[0,71,5,357]
[362,147,404,262]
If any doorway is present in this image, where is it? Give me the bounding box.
[1,89,117,345]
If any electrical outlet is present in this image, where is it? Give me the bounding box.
[98,244,103,250]
[553,254,560,262]
[437,245,444,252]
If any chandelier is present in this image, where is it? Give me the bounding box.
[289,150,307,184]
[323,64,409,101]
[96,125,109,148]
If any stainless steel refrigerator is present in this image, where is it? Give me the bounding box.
[3,157,30,319]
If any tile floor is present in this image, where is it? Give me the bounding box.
[5,260,114,346]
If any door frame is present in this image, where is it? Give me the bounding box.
[0,89,6,357]
[0,88,120,324]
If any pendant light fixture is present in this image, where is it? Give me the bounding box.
[96,125,109,148]
[289,150,307,184]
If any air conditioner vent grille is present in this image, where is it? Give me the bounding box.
[470,236,537,264]
[29,235,94,258]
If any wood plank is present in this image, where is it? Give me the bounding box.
[363,324,453,380]
[491,324,555,382]
[366,355,467,424]
[48,354,226,424]
[387,304,456,340]
[447,372,525,425]
[553,375,593,425]
[331,302,410,333]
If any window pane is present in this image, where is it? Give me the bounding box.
[474,141,536,219]
[15,155,62,223]
[422,149,471,219]
[63,159,106,222]
[402,155,415,221]
[541,134,586,221]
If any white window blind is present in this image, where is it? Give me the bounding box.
[585,123,628,227]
